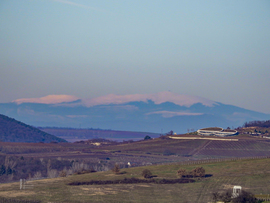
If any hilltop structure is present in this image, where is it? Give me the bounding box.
[197,127,238,137]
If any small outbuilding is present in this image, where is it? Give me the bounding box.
[232,185,242,198]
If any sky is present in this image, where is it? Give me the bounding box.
[0,0,270,114]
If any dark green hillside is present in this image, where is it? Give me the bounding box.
[0,114,66,143]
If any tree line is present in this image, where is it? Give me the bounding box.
[243,120,270,128]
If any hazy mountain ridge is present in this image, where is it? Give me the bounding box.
[0,114,67,143]
[12,92,217,107]
[0,93,269,133]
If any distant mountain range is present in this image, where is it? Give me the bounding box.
[0,92,269,134]
[0,114,67,143]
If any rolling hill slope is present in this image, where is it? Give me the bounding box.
[1,157,270,202]
[0,114,67,143]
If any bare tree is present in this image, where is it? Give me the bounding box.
[33,171,42,179]
[167,130,174,135]
[47,169,58,178]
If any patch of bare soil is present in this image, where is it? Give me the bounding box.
[222,184,248,190]
[135,184,151,187]
[0,190,36,198]
[222,184,235,190]
[73,185,135,196]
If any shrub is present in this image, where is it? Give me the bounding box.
[177,167,205,178]
[112,164,120,174]
[0,196,41,203]
[6,166,13,175]
[59,170,67,177]
[232,190,261,203]
[187,171,195,178]
[0,165,6,176]
[68,177,195,185]
[74,169,96,175]
[192,167,205,178]
[47,169,58,178]
[33,171,42,179]
[212,189,261,203]
[141,169,152,178]
[177,168,186,178]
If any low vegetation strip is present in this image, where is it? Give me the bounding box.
[67,177,195,185]
[0,197,41,203]
[157,156,270,168]
[169,136,238,141]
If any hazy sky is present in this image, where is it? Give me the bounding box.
[1,0,270,113]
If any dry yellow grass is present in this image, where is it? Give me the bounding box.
[0,158,270,202]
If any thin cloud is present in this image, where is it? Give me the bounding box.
[51,0,104,12]
[13,95,80,104]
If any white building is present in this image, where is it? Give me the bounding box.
[197,127,238,137]
[232,186,242,198]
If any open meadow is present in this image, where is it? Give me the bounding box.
[1,157,270,202]
[2,134,270,184]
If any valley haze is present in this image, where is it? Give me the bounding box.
[1,92,269,134]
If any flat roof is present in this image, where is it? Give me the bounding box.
[199,127,222,131]
[223,129,237,132]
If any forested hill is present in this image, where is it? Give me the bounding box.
[0,114,67,143]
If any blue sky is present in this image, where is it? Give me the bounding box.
[1,0,270,113]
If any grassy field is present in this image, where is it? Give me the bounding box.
[1,158,270,203]
[2,134,270,188]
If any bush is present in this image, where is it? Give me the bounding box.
[177,167,205,178]
[112,164,120,174]
[59,170,67,177]
[212,189,261,203]
[74,169,96,175]
[192,167,205,178]
[0,197,41,203]
[141,169,152,178]
[232,190,261,203]
[68,177,195,185]
[177,168,186,178]
[7,166,13,175]
[0,165,6,176]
